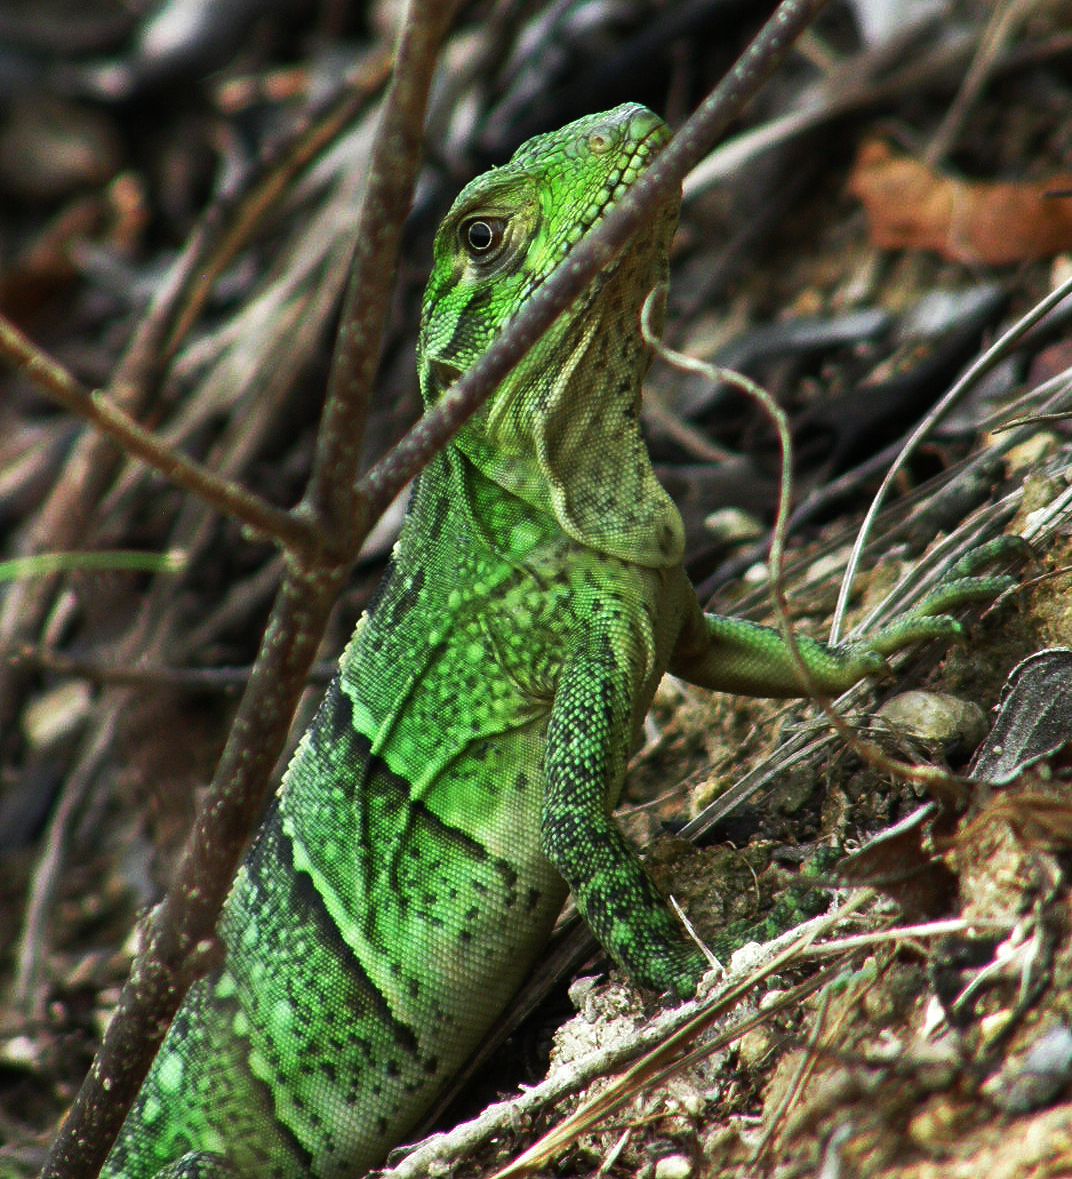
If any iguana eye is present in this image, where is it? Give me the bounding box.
[461,217,505,257]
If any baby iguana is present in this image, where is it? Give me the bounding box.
[102,104,1018,1178]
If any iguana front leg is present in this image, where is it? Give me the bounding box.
[671,538,1024,698]
[541,539,1023,1003]
[542,646,707,999]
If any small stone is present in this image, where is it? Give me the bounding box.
[737,1026,774,1066]
[1,1035,37,1068]
[653,1153,693,1179]
[987,1023,1072,1113]
[877,690,986,751]
[979,1010,1014,1043]
[907,1096,961,1153]
[23,681,92,748]
[703,507,763,543]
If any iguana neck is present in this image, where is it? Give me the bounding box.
[417,104,685,570]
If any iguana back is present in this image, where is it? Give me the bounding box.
[101,100,1021,1179]
[103,103,686,1179]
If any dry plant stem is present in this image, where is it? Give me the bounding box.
[486,923,860,1179]
[163,47,393,358]
[14,713,126,1008]
[684,25,1072,199]
[0,318,311,552]
[749,979,834,1166]
[833,269,1072,644]
[7,645,269,692]
[642,316,844,781]
[358,0,834,522]
[37,5,456,1177]
[926,0,1042,165]
[386,918,853,1179]
[0,192,215,731]
[14,368,307,1009]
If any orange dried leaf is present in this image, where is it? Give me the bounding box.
[848,139,1072,265]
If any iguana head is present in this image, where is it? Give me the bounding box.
[419,104,685,568]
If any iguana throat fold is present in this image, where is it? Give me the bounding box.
[420,104,684,567]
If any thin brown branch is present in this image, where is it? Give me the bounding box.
[36,3,457,1177]
[356,0,833,523]
[0,315,316,555]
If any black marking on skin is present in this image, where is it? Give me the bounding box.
[231,1014,317,1175]
[493,857,519,908]
[311,676,366,754]
[441,284,498,367]
[381,566,426,635]
[254,820,422,1059]
[312,684,525,939]
[427,489,450,543]
[328,690,504,869]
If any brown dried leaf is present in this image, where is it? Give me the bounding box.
[847,139,1072,265]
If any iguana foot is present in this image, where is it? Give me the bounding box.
[839,534,1030,671]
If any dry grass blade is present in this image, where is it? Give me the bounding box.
[487,908,863,1179]
[0,316,311,553]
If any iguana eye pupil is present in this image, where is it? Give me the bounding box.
[463,218,502,255]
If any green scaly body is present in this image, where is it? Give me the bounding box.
[101,105,1018,1178]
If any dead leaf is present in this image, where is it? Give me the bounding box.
[848,139,1072,265]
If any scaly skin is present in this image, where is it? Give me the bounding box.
[101,105,1019,1179]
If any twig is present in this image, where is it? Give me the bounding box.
[485,901,868,1179]
[0,41,389,740]
[36,4,458,1176]
[750,976,834,1165]
[0,316,315,555]
[926,0,1043,165]
[832,270,1072,643]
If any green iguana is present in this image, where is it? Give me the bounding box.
[101,103,1019,1178]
